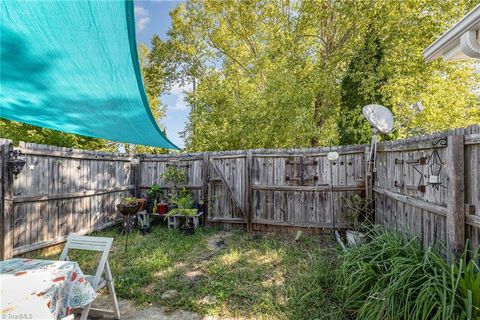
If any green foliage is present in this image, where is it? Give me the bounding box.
[147,184,162,200]
[339,27,387,145]
[120,197,138,205]
[166,208,197,217]
[161,166,189,186]
[337,226,480,320]
[174,189,195,209]
[161,0,479,151]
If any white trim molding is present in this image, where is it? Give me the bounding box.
[423,5,480,61]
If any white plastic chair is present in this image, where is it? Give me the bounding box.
[59,235,120,320]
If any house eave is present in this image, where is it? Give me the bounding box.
[423,5,480,62]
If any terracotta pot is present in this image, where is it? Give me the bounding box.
[137,198,146,211]
[157,203,169,215]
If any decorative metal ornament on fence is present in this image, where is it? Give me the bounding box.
[413,137,447,191]
[7,149,26,178]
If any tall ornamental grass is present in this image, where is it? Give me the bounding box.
[337,227,480,320]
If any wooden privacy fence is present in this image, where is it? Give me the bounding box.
[374,125,480,256]
[0,141,134,259]
[1,124,479,259]
[1,141,366,258]
[137,145,366,233]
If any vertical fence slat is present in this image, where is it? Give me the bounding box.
[446,134,465,258]
[1,142,14,259]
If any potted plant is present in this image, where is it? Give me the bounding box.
[137,197,147,211]
[166,189,197,235]
[116,197,141,216]
[161,166,189,206]
[146,184,161,213]
[156,190,169,215]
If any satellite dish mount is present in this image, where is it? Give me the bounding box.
[362,104,395,176]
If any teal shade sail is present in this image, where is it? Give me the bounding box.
[0,0,178,149]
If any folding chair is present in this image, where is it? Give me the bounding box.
[59,235,120,320]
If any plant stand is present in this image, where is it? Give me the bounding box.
[167,212,203,230]
[136,210,151,233]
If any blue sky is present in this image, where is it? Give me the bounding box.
[134,0,187,149]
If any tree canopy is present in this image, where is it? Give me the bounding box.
[162,0,479,151]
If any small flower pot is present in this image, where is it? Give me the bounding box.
[157,203,169,215]
[137,198,146,211]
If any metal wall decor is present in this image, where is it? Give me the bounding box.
[412,137,447,191]
[7,149,26,178]
[284,156,319,185]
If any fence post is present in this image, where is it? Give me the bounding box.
[202,152,210,226]
[1,141,14,260]
[134,155,142,198]
[365,145,374,221]
[245,150,253,233]
[446,134,465,259]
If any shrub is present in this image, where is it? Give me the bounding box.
[337,226,479,320]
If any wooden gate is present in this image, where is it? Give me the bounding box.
[208,151,248,227]
[249,146,365,231]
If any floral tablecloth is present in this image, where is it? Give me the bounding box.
[0,258,96,320]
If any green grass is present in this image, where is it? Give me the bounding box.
[39,225,344,319]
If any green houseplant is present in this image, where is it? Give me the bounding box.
[146,184,162,213]
[166,189,198,234]
[161,166,189,205]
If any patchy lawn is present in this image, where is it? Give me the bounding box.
[40,225,344,319]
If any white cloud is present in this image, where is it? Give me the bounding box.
[134,5,151,32]
[170,83,193,111]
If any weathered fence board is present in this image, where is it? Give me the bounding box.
[1,142,133,257]
[465,125,480,250]
[1,125,479,258]
[375,125,480,255]
[249,146,365,230]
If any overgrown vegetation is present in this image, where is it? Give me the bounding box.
[41,226,342,319]
[337,226,480,320]
[163,0,480,151]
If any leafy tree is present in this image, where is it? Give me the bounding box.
[339,27,387,145]
[164,0,479,151]
[0,119,117,151]
[167,0,365,151]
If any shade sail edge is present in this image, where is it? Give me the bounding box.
[0,0,180,150]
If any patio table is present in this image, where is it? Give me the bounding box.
[0,258,96,320]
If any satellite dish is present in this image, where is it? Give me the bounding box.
[362,104,394,134]
[362,104,395,175]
